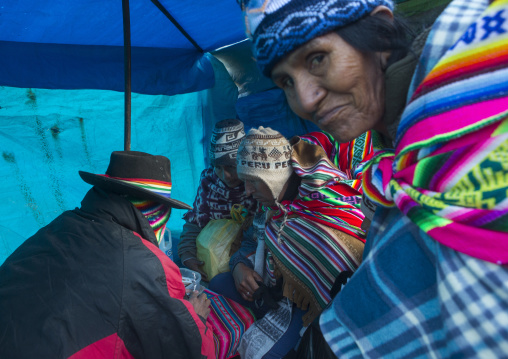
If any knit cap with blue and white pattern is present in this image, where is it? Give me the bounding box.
[238,0,394,76]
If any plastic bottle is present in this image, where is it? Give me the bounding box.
[159,229,173,261]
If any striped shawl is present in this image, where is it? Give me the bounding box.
[264,138,367,326]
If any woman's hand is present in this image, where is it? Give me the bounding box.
[184,258,208,281]
[232,263,263,301]
[188,291,211,320]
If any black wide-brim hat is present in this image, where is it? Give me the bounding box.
[79,151,192,210]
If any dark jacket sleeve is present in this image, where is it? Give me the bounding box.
[177,221,202,265]
[122,231,215,358]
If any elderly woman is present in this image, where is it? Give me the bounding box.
[178,119,258,280]
[238,0,508,357]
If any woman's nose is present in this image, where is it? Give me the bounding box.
[295,78,325,114]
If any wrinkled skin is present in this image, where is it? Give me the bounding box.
[271,31,390,143]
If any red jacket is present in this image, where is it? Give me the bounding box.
[0,188,215,358]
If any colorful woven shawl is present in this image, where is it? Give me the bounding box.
[300,131,373,192]
[129,199,170,245]
[204,289,255,359]
[264,139,366,326]
[363,0,508,264]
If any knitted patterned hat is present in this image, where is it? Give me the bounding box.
[238,0,394,76]
[209,119,246,166]
[237,126,293,201]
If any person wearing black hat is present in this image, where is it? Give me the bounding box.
[0,151,215,358]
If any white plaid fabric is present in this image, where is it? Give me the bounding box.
[321,207,508,358]
[438,246,508,357]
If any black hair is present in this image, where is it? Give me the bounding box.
[336,14,414,67]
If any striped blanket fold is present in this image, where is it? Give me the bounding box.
[363,0,508,265]
[264,139,366,326]
[204,289,255,359]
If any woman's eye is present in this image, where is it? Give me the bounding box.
[282,77,294,88]
[310,54,324,69]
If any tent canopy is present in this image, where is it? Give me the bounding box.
[0,0,320,265]
[0,0,247,95]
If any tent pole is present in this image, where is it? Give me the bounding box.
[151,0,204,53]
[122,0,132,151]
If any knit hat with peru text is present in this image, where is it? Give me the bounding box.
[237,126,293,201]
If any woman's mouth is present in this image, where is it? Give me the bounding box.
[315,106,344,127]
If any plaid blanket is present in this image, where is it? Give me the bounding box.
[320,0,508,357]
[321,208,508,358]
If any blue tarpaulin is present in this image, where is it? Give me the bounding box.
[0,0,246,95]
[0,1,317,265]
[0,60,239,264]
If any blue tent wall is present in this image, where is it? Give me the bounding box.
[236,88,319,138]
[0,86,212,262]
[0,0,319,265]
[0,55,317,265]
[0,55,237,264]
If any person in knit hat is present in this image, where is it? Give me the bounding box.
[209,126,366,358]
[236,126,294,207]
[238,1,508,358]
[237,0,413,145]
[237,0,413,228]
[178,119,258,280]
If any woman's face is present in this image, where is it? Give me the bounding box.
[214,165,243,188]
[271,32,387,143]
